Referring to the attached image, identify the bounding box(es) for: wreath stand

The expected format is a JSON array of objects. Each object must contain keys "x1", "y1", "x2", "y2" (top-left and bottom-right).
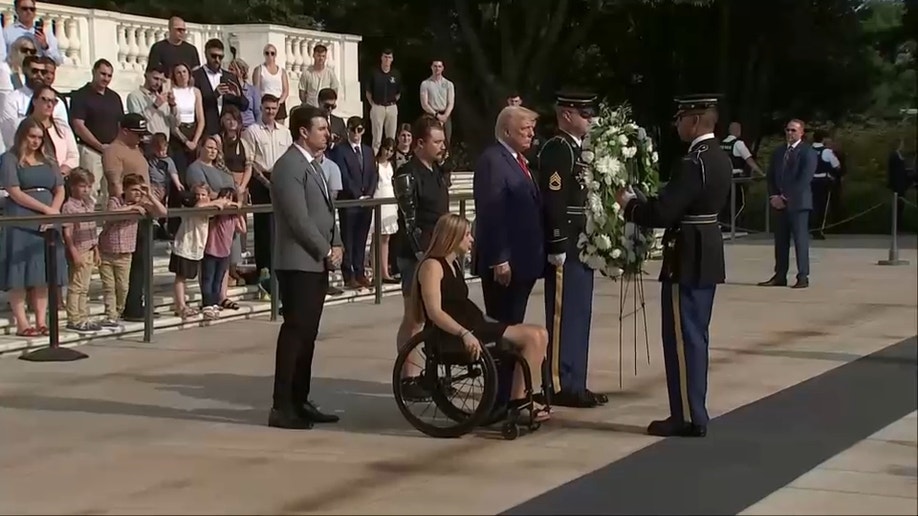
[{"x1": 616, "y1": 266, "x2": 652, "y2": 388}]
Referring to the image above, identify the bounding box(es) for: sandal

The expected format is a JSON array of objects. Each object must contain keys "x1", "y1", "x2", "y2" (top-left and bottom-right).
[
  {"x1": 37, "y1": 326, "x2": 50, "y2": 336},
  {"x1": 509, "y1": 400, "x2": 552, "y2": 423},
  {"x1": 174, "y1": 306, "x2": 199, "y2": 319},
  {"x1": 16, "y1": 327, "x2": 40, "y2": 337},
  {"x1": 219, "y1": 299, "x2": 240, "y2": 310}
]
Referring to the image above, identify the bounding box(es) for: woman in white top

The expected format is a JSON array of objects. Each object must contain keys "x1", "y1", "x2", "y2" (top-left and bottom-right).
[
  {"x1": 252, "y1": 44, "x2": 289, "y2": 121},
  {"x1": 27, "y1": 85, "x2": 78, "y2": 175},
  {"x1": 168, "y1": 63, "x2": 204, "y2": 176},
  {"x1": 372, "y1": 137, "x2": 399, "y2": 283}
]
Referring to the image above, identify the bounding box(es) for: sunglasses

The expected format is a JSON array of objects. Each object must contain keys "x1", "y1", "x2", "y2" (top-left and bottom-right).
[
  {"x1": 37, "y1": 96, "x2": 57, "y2": 104},
  {"x1": 264, "y1": 51, "x2": 275, "y2": 56},
  {"x1": 209, "y1": 53, "x2": 224, "y2": 60},
  {"x1": 19, "y1": 6, "x2": 36, "y2": 11},
  {"x1": 323, "y1": 103, "x2": 336, "y2": 111},
  {"x1": 20, "y1": 47, "x2": 37, "y2": 55}
]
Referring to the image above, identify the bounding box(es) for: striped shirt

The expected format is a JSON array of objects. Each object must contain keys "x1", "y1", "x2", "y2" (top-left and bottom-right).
[{"x1": 243, "y1": 121, "x2": 292, "y2": 176}]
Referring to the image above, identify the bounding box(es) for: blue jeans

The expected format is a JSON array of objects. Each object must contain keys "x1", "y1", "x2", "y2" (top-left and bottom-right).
[{"x1": 200, "y1": 254, "x2": 229, "y2": 307}]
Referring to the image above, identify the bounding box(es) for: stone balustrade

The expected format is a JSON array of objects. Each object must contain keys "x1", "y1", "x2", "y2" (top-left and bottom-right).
[{"x1": 0, "y1": 1, "x2": 362, "y2": 116}]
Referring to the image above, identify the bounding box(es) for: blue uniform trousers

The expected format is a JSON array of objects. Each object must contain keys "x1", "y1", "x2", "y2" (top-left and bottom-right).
[
  {"x1": 660, "y1": 281, "x2": 716, "y2": 426},
  {"x1": 543, "y1": 241, "x2": 595, "y2": 394}
]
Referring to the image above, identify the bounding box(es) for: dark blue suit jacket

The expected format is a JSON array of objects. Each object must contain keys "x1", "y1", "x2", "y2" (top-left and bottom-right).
[
  {"x1": 473, "y1": 142, "x2": 545, "y2": 282},
  {"x1": 767, "y1": 141, "x2": 817, "y2": 212},
  {"x1": 330, "y1": 141, "x2": 378, "y2": 201}
]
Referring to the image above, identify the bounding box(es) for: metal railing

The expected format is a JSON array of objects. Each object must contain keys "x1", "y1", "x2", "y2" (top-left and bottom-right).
[{"x1": 0, "y1": 194, "x2": 474, "y2": 360}]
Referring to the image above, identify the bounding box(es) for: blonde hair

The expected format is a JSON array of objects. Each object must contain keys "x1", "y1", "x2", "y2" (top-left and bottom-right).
[
  {"x1": 494, "y1": 105, "x2": 538, "y2": 141},
  {"x1": 408, "y1": 214, "x2": 471, "y2": 324}
]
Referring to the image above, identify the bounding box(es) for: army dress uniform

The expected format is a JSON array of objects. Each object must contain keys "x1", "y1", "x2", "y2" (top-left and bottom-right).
[
  {"x1": 537, "y1": 91, "x2": 608, "y2": 408},
  {"x1": 622, "y1": 95, "x2": 732, "y2": 437}
]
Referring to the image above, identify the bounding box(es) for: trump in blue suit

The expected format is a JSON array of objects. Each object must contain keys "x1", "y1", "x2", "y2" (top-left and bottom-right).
[
  {"x1": 759, "y1": 119, "x2": 817, "y2": 289},
  {"x1": 473, "y1": 106, "x2": 545, "y2": 404}
]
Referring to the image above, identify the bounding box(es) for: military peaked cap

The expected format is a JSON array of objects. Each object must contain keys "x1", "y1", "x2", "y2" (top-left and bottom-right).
[
  {"x1": 674, "y1": 93, "x2": 722, "y2": 113},
  {"x1": 555, "y1": 90, "x2": 598, "y2": 108}
]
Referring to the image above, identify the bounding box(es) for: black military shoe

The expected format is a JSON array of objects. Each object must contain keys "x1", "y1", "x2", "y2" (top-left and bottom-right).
[
  {"x1": 299, "y1": 400, "x2": 339, "y2": 423},
  {"x1": 757, "y1": 276, "x2": 787, "y2": 287},
  {"x1": 586, "y1": 389, "x2": 609, "y2": 405},
  {"x1": 268, "y1": 408, "x2": 314, "y2": 430},
  {"x1": 551, "y1": 390, "x2": 599, "y2": 408},
  {"x1": 647, "y1": 417, "x2": 706, "y2": 438}
]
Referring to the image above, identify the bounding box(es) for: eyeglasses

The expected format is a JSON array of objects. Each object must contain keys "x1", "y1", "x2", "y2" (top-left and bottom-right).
[
  {"x1": 20, "y1": 47, "x2": 37, "y2": 55},
  {"x1": 264, "y1": 51, "x2": 275, "y2": 56},
  {"x1": 323, "y1": 103, "x2": 336, "y2": 111},
  {"x1": 209, "y1": 53, "x2": 224, "y2": 60},
  {"x1": 37, "y1": 96, "x2": 57, "y2": 104},
  {"x1": 19, "y1": 6, "x2": 36, "y2": 12}
]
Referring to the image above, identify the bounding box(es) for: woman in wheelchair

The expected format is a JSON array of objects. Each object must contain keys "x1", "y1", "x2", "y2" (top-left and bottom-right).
[{"x1": 409, "y1": 214, "x2": 551, "y2": 422}]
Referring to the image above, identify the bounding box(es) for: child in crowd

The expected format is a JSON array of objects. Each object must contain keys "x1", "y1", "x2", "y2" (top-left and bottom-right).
[
  {"x1": 146, "y1": 132, "x2": 181, "y2": 240},
  {"x1": 61, "y1": 168, "x2": 102, "y2": 334},
  {"x1": 97, "y1": 174, "x2": 166, "y2": 328},
  {"x1": 169, "y1": 183, "x2": 230, "y2": 319},
  {"x1": 200, "y1": 187, "x2": 245, "y2": 320}
]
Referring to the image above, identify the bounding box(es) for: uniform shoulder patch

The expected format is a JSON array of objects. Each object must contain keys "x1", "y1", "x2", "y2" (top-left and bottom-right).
[{"x1": 549, "y1": 171, "x2": 562, "y2": 191}]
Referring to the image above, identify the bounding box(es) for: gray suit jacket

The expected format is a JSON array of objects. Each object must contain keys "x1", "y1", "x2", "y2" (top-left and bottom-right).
[{"x1": 271, "y1": 145, "x2": 342, "y2": 272}]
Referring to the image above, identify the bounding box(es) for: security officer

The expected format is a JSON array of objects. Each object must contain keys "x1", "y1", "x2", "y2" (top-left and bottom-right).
[
  {"x1": 537, "y1": 90, "x2": 608, "y2": 408},
  {"x1": 617, "y1": 94, "x2": 731, "y2": 437},
  {"x1": 810, "y1": 130, "x2": 841, "y2": 240},
  {"x1": 718, "y1": 122, "x2": 764, "y2": 228}
]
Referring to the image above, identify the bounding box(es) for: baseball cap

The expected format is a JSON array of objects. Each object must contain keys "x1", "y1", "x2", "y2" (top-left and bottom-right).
[{"x1": 120, "y1": 113, "x2": 150, "y2": 135}]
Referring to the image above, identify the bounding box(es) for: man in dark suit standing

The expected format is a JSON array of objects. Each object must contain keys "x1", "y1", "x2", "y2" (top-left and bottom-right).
[
  {"x1": 329, "y1": 116, "x2": 378, "y2": 288},
  {"x1": 474, "y1": 105, "x2": 545, "y2": 410},
  {"x1": 192, "y1": 38, "x2": 249, "y2": 137},
  {"x1": 268, "y1": 105, "x2": 343, "y2": 430},
  {"x1": 758, "y1": 119, "x2": 817, "y2": 289}
]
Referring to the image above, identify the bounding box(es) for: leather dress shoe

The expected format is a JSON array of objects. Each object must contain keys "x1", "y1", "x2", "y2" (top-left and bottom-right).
[
  {"x1": 586, "y1": 389, "x2": 609, "y2": 405},
  {"x1": 299, "y1": 400, "x2": 340, "y2": 423},
  {"x1": 551, "y1": 390, "x2": 599, "y2": 408},
  {"x1": 268, "y1": 408, "x2": 313, "y2": 430},
  {"x1": 757, "y1": 276, "x2": 787, "y2": 287},
  {"x1": 647, "y1": 417, "x2": 706, "y2": 438},
  {"x1": 791, "y1": 278, "x2": 809, "y2": 289}
]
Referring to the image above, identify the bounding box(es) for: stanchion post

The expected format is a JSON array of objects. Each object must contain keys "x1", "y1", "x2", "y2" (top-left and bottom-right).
[
  {"x1": 19, "y1": 227, "x2": 88, "y2": 362},
  {"x1": 143, "y1": 217, "x2": 154, "y2": 342},
  {"x1": 459, "y1": 198, "x2": 466, "y2": 219},
  {"x1": 729, "y1": 178, "x2": 737, "y2": 243},
  {"x1": 373, "y1": 204, "x2": 383, "y2": 305},
  {"x1": 878, "y1": 192, "x2": 909, "y2": 266}
]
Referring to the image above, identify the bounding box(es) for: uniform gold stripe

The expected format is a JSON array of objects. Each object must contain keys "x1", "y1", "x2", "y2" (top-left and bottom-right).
[
  {"x1": 671, "y1": 284, "x2": 692, "y2": 422},
  {"x1": 550, "y1": 265, "x2": 564, "y2": 393}
]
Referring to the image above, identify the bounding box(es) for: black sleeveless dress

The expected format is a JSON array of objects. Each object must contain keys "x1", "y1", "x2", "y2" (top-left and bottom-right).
[{"x1": 421, "y1": 257, "x2": 508, "y2": 346}]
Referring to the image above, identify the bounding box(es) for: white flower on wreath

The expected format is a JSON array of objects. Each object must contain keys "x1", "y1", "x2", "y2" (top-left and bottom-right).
[
  {"x1": 622, "y1": 146, "x2": 637, "y2": 159},
  {"x1": 618, "y1": 134, "x2": 629, "y2": 146},
  {"x1": 581, "y1": 149, "x2": 595, "y2": 163}
]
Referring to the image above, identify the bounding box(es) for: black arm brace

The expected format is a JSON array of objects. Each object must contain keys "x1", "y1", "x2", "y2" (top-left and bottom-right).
[{"x1": 393, "y1": 171, "x2": 423, "y2": 255}]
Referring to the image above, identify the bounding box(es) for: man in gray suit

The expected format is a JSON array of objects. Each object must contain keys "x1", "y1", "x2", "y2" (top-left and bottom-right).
[
  {"x1": 759, "y1": 118, "x2": 817, "y2": 289},
  {"x1": 269, "y1": 105, "x2": 344, "y2": 430}
]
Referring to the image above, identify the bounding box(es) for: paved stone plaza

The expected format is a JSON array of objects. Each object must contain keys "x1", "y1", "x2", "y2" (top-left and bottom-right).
[{"x1": 0, "y1": 235, "x2": 915, "y2": 515}]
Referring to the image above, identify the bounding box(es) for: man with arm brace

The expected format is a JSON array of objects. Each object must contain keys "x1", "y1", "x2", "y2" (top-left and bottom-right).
[
  {"x1": 615, "y1": 94, "x2": 732, "y2": 437},
  {"x1": 392, "y1": 117, "x2": 449, "y2": 400}
]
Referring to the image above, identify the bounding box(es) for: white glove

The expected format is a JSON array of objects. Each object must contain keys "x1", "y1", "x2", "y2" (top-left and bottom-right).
[{"x1": 548, "y1": 253, "x2": 566, "y2": 267}]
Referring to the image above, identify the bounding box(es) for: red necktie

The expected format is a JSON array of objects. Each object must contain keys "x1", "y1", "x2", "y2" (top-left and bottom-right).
[{"x1": 517, "y1": 154, "x2": 531, "y2": 180}]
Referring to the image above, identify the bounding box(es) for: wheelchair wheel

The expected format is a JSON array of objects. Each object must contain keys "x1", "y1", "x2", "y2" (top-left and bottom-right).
[{"x1": 393, "y1": 331, "x2": 499, "y2": 438}]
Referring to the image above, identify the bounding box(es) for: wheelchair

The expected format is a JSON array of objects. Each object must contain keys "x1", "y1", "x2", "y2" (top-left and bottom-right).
[{"x1": 392, "y1": 327, "x2": 551, "y2": 440}]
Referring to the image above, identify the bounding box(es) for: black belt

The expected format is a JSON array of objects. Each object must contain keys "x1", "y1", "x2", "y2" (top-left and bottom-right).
[{"x1": 681, "y1": 214, "x2": 718, "y2": 225}]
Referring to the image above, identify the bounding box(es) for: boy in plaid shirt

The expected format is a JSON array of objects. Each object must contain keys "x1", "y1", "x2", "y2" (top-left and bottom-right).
[
  {"x1": 97, "y1": 173, "x2": 167, "y2": 328},
  {"x1": 62, "y1": 169, "x2": 102, "y2": 334}
]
